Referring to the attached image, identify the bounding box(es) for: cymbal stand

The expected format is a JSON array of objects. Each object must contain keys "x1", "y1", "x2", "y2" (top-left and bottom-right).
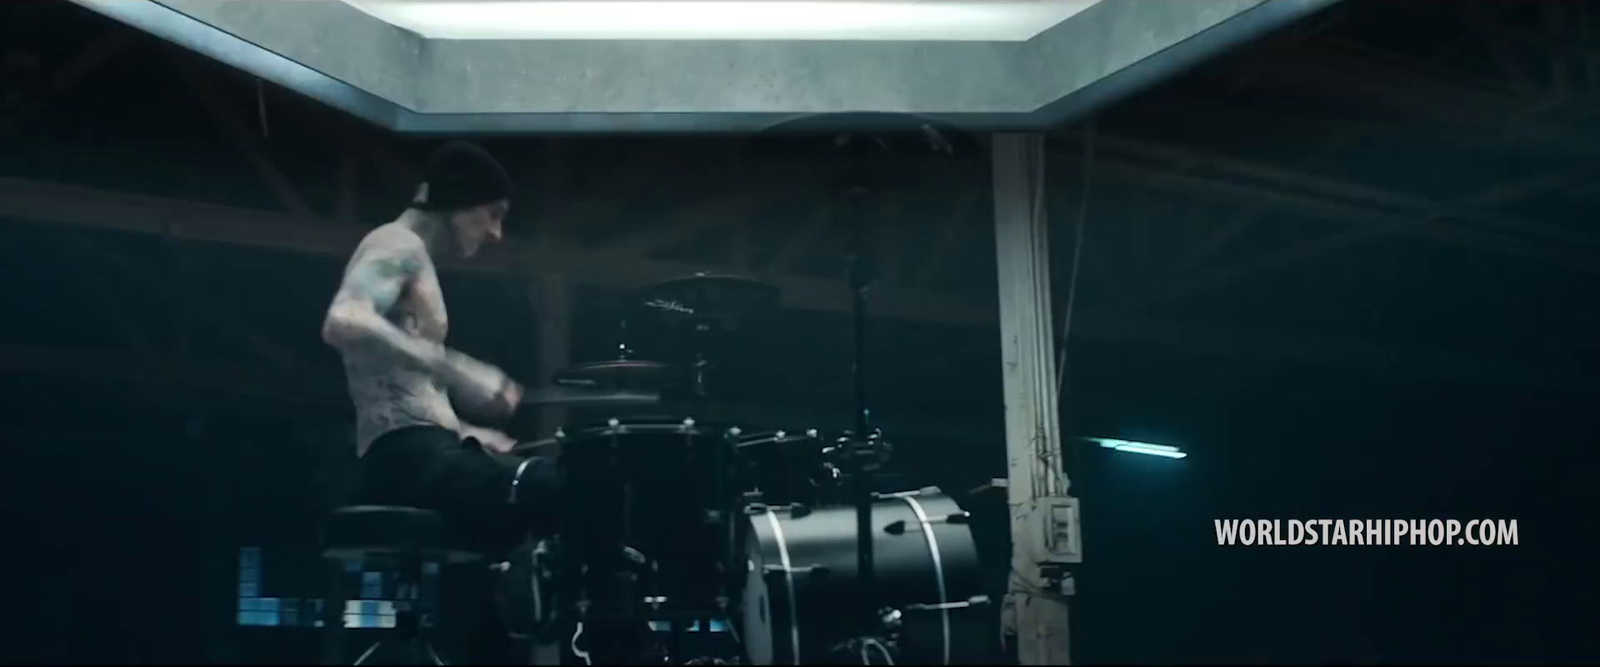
[
  {"x1": 688, "y1": 319, "x2": 711, "y2": 408},
  {"x1": 838, "y1": 153, "x2": 882, "y2": 620},
  {"x1": 685, "y1": 316, "x2": 736, "y2": 622},
  {"x1": 615, "y1": 318, "x2": 634, "y2": 361}
]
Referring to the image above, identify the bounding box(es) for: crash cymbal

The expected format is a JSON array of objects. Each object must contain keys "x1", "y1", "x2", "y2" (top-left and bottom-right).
[
  {"x1": 519, "y1": 385, "x2": 661, "y2": 409},
  {"x1": 553, "y1": 359, "x2": 679, "y2": 391},
  {"x1": 634, "y1": 272, "x2": 780, "y2": 326},
  {"x1": 748, "y1": 113, "x2": 983, "y2": 188}
]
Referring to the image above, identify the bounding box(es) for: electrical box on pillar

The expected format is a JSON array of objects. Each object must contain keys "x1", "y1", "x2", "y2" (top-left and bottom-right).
[
  {"x1": 992, "y1": 133, "x2": 1078, "y2": 665},
  {"x1": 1032, "y1": 496, "x2": 1083, "y2": 566}
]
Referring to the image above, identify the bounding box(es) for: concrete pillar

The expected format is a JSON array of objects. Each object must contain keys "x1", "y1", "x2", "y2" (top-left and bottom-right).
[{"x1": 992, "y1": 133, "x2": 1079, "y2": 665}]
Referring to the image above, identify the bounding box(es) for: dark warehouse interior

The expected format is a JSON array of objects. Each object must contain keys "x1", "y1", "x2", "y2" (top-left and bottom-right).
[{"x1": 1, "y1": 0, "x2": 1596, "y2": 663}]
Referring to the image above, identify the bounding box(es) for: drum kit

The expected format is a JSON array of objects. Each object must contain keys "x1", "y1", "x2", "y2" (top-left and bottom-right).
[
  {"x1": 501, "y1": 117, "x2": 991, "y2": 666},
  {"x1": 505, "y1": 271, "x2": 989, "y2": 666}
]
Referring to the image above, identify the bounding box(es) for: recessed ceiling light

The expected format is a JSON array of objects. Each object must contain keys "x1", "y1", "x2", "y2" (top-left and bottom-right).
[{"x1": 343, "y1": 0, "x2": 1099, "y2": 41}]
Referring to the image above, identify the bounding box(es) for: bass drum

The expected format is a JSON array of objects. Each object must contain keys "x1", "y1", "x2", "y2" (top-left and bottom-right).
[{"x1": 740, "y1": 488, "x2": 991, "y2": 665}]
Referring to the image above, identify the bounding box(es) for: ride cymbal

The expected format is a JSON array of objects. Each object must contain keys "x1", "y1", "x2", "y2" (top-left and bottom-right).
[
  {"x1": 553, "y1": 359, "x2": 679, "y2": 392},
  {"x1": 633, "y1": 272, "x2": 781, "y2": 327}
]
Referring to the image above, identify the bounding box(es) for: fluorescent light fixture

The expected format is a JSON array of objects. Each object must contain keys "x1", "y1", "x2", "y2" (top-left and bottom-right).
[
  {"x1": 343, "y1": 1, "x2": 1099, "y2": 41},
  {"x1": 1084, "y1": 437, "x2": 1188, "y2": 460}
]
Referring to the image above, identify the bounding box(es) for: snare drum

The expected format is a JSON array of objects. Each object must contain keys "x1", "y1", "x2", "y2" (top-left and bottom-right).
[
  {"x1": 740, "y1": 488, "x2": 992, "y2": 665},
  {"x1": 550, "y1": 417, "x2": 744, "y2": 614}
]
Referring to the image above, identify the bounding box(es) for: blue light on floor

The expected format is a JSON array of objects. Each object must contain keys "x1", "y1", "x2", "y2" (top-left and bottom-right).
[{"x1": 648, "y1": 619, "x2": 729, "y2": 633}]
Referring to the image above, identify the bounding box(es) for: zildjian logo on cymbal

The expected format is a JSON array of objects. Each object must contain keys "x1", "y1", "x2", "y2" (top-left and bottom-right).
[{"x1": 644, "y1": 298, "x2": 694, "y2": 315}]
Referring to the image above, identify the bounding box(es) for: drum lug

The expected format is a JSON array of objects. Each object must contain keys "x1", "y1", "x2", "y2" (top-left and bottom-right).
[
  {"x1": 748, "y1": 502, "x2": 810, "y2": 518},
  {"x1": 875, "y1": 485, "x2": 941, "y2": 500},
  {"x1": 904, "y1": 594, "x2": 991, "y2": 612},
  {"x1": 886, "y1": 511, "x2": 969, "y2": 534},
  {"x1": 878, "y1": 607, "x2": 904, "y2": 633},
  {"x1": 763, "y1": 563, "x2": 831, "y2": 579}
]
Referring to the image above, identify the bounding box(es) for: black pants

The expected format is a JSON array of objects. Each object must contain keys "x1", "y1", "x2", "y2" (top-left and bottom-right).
[
  {"x1": 349, "y1": 426, "x2": 564, "y2": 663},
  {"x1": 351, "y1": 425, "x2": 563, "y2": 555}
]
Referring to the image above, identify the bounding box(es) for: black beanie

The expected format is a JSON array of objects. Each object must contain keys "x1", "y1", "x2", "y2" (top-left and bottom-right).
[{"x1": 411, "y1": 141, "x2": 513, "y2": 212}]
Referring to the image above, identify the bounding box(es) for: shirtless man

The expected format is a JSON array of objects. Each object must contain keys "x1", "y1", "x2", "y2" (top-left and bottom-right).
[{"x1": 321, "y1": 141, "x2": 562, "y2": 547}]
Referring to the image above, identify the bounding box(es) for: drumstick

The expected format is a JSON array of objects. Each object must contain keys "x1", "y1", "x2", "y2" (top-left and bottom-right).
[{"x1": 518, "y1": 386, "x2": 661, "y2": 407}]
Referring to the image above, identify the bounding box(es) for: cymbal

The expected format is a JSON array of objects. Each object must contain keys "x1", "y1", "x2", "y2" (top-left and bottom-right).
[
  {"x1": 519, "y1": 385, "x2": 661, "y2": 409},
  {"x1": 553, "y1": 359, "x2": 679, "y2": 391},
  {"x1": 749, "y1": 113, "x2": 982, "y2": 189},
  {"x1": 755, "y1": 113, "x2": 981, "y2": 156},
  {"x1": 634, "y1": 272, "x2": 781, "y2": 325}
]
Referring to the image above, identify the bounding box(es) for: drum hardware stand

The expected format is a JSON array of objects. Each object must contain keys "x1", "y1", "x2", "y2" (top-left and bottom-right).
[
  {"x1": 830, "y1": 631, "x2": 901, "y2": 666},
  {"x1": 827, "y1": 603, "x2": 905, "y2": 664},
  {"x1": 836, "y1": 161, "x2": 885, "y2": 630},
  {"x1": 679, "y1": 314, "x2": 740, "y2": 627},
  {"x1": 617, "y1": 318, "x2": 635, "y2": 361},
  {"x1": 688, "y1": 317, "x2": 713, "y2": 407},
  {"x1": 351, "y1": 556, "x2": 448, "y2": 666}
]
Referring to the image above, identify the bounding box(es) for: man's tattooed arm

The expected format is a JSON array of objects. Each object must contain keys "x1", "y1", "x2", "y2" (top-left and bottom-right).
[{"x1": 320, "y1": 233, "x2": 498, "y2": 393}]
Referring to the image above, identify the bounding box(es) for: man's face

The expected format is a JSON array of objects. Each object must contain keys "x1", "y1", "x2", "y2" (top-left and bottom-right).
[{"x1": 449, "y1": 199, "x2": 509, "y2": 258}]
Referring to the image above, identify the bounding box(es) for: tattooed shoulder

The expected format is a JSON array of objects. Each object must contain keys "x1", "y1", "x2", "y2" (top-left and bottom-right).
[
  {"x1": 352, "y1": 225, "x2": 429, "y2": 273},
  {"x1": 336, "y1": 225, "x2": 432, "y2": 311}
]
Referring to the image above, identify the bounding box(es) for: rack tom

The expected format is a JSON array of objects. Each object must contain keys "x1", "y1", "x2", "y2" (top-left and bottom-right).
[{"x1": 731, "y1": 428, "x2": 838, "y2": 507}]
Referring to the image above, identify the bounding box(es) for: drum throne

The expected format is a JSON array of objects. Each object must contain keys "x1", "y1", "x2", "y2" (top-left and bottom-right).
[{"x1": 319, "y1": 505, "x2": 486, "y2": 666}]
